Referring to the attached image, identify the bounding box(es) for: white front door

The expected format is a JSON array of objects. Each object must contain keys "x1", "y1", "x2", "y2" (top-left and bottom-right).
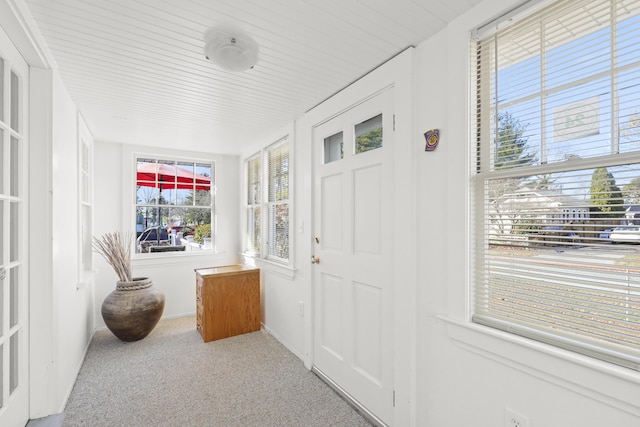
[
  {"x1": 312, "y1": 88, "x2": 394, "y2": 425},
  {"x1": 0, "y1": 24, "x2": 29, "y2": 427}
]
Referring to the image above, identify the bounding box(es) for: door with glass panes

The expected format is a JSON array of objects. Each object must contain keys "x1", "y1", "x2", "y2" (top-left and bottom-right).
[
  {"x1": 0, "y1": 24, "x2": 29, "y2": 427},
  {"x1": 312, "y1": 88, "x2": 394, "y2": 425}
]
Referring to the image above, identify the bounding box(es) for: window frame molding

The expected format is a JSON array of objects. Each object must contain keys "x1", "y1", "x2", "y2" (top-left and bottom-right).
[
  {"x1": 245, "y1": 151, "x2": 262, "y2": 257},
  {"x1": 468, "y1": 0, "x2": 640, "y2": 383},
  {"x1": 77, "y1": 112, "x2": 94, "y2": 287},
  {"x1": 396, "y1": 0, "x2": 640, "y2": 418},
  {"x1": 265, "y1": 136, "x2": 291, "y2": 264},
  {"x1": 126, "y1": 148, "x2": 217, "y2": 261},
  {"x1": 242, "y1": 130, "x2": 295, "y2": 273}
]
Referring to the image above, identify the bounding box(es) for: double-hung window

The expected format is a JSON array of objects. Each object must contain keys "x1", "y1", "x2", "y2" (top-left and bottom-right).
[
  {"x1": 246, "y1": 155, "x2": 261, "y2": 255},
  {"x1": 473, "y1": 0, "x2": 640, "y2": 369},
  {"x1": 78, "y1": 115, "x2": 93, "y2": 277},
  {"x1": 267, "y1": 141, "x2": 290, "y2": 260},
  {"x1": 244, "y1": 136, "x2": 291, "y2": 263},
  {"x1": 135, "y1": 157, "x2": 213, "y2": 254}
]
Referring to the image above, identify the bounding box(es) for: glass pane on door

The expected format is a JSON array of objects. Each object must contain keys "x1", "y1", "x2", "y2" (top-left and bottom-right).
[
  {"x1": 10, "y1": 71, "x2": 19, "y2": 132},
  {"x1": 0, "y1": 130, "x2": 4, "y2": 191},
  {"x1": 10, "y1": 136, "x2": 18, "y2": 197},
  {"x1": 324, "y1": 131, "x2": 343, "y2": 164},
  {"x1": 9, "y1": 332, "x2": 18, "y2": 393},
  {"x1": 0, "y1": 270, "x2": 4, "y2": 333},
  {"x1": 0, "y1": 58, "x2": 3, "y2": 122},
  {"x1": 10, "y1": 267, "x2": 18, "y2": 328},
  {"x1": 10, "y1": 201, "x2": 18, "y2": 263},
  {"x1": 355, "y1": 114, "x2": 383, "y2": 154},
  {"x1": 0, "y1": 201, "x2": 3, "y2": 264},
  {"x1": 0, "y1": 345, "x2": 3, "y2": 408}
]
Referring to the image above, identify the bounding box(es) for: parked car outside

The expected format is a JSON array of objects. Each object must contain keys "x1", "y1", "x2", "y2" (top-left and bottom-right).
[
  {"x1": 136, "y1": 226, "x2": 170, "y2": 252},
  {"x1": 166, "y1": 225, "x2": 194, "y2": 237},
  {"x1": 599, "y1": 229, "x2": 612, "y2": 239},
  {"x1": 609, "y1": 226, "x2": 640, "y2": 243},
  {"x1": 529, "y1": 225, "x2": 578, "y2": 247}
]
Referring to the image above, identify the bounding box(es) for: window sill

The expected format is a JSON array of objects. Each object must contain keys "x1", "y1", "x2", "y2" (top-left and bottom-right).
[
  {"x1": 132, "y1": 250, "x2": 226, "y2": 268},
  {"x1": 242, "y1": 253, "x2": 296, "y2": 280},
  {"x1": 439, "y1": 315, "x2": 640, "y2": 416}
]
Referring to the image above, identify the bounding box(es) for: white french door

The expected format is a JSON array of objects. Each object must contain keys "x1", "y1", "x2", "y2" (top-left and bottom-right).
[
  {"x1": 312, "y1": 88, "x2": 394, "y2": 425},
  {"x1": 0, "y1": 24, "x2": 29, "y2": 427}
]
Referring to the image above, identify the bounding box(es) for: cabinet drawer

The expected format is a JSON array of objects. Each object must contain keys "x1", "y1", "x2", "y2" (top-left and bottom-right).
[{"x1": 196, "y1": 277, "x2": 203, "y2": 298}]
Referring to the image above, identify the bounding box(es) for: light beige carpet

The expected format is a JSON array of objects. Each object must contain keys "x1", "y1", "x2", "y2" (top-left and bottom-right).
[{"x1": 62, "y1": 316, "x2": 372, "y2": 427}]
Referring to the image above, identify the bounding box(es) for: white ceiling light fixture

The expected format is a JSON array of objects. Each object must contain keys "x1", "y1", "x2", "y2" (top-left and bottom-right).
[{"x1": 204, "y1": 27, "x2": 259, "y2": 72}]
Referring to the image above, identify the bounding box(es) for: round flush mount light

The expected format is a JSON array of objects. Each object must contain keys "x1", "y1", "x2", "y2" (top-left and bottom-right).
[{"x1": 203, "y1": 27, "x2": 259, "y2": 72}]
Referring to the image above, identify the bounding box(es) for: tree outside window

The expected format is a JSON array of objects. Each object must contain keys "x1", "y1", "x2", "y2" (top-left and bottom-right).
[
  {"x1": 135, "y1": 158, "x2": 213, "y2": 253},
  {"x1": 267, "y1": 142, "x2": 289, "y2": 261},
  {"x1": 474, "y1": 0, "x2": 640, "y2": 370}
]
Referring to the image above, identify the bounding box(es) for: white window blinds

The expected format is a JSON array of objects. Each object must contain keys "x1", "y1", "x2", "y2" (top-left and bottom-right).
[
  {"x1": 473, "y1": 0, "x2": 640, "y2": 370},
  {"x1": 267, "y1": 139, "x2": 289, "y2": 260}
]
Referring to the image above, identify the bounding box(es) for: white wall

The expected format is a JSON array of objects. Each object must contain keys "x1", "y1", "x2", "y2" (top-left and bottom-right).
[
  {"x1": 50, "y1": 71, "x2": 96, "y2": 410},
  {"x1": 11, "y1": 0, "x2": 640, "y2": 423},
  {"x1": 241, "y1": 0, "x2": 640, "y2": 425},
  {"x1": 414, "y1": 0, "x2": 640, "y2": 426},
  {"x1": 239, "y1": 123, "x2": 307, "y2": 359},
  {"x1": 28, "y1": 66, "x2": 95, "y2": 416},
  {"x1": 92, "y1": 141, "x2": 242, "y2": 329},
  {"x1": 241, "y1": 50, "x2": 418, "y2": 426}
]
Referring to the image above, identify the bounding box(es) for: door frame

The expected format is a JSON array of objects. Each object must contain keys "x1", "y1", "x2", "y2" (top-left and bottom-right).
[
  {"x1": 311, "y1": 87, "x2": 395, "y2": 426},
  {"x1": 0, "y1": 0, "x2": 57, "y2": 419},
  {"x1": 301, "y1": 48, "x2": 417, "y2": 426},
  {"x1": 0, "y1": 14, "x2": 30, "y2": 426}
]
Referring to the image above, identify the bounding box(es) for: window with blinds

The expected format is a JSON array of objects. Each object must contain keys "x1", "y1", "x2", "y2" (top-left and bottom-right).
[
  {"x1": 267, "y1": 139, "x2": 289, "y2": 261},
  {"x1": 246, "y1": 155, "x2": 261, "y2": 255},
  {"x1": 473, "y1": 0, "x2": 640, "y2": 370}
]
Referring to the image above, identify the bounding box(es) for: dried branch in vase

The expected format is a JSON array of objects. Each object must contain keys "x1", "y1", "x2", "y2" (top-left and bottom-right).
[{"x1": 93, "y1": 231, "x2": 133, "y2": 282}]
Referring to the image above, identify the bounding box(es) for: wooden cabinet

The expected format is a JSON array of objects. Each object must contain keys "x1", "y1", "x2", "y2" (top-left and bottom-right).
[{"x1": 195, "y1": 265, "x2": 261, "y2": 343}]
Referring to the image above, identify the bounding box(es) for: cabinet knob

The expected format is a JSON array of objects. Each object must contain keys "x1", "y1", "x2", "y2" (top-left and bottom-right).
[{"x1": 311, "y1": 256, "x2": 320, "y2": 264}]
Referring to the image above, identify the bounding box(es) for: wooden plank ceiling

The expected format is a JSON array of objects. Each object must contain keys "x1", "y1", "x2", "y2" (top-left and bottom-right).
[{"x1": 25, "y1": 0, "x2": 483, "y2": 154}]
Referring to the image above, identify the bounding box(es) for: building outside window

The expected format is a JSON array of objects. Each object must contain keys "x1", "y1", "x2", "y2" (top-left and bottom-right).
[
  {"x1": 473, "y1": 0, "x2": 640, "y2": 370},
  {"x1": 135, "y1": 157, "x2": 213, "y2": 254}
]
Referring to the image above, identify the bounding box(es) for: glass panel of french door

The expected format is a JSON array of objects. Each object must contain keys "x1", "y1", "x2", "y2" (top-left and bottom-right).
[{"x1": 0, "y1": 24, "x2": 29, "y2": 426}]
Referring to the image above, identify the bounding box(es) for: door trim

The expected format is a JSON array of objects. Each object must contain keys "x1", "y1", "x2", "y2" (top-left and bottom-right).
[
  {"x1": 302, "y1": 47, "x2": 417, "y2": 426},
  {"x1": 0, "y1": 0, "x2": 57, "y2": 419},
  {"x1": 313, "y1": 367, "x2": 386, "y2": 427}
]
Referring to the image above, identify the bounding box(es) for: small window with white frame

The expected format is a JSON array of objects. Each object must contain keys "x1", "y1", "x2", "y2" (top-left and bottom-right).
[
  {"x1": 267, "y1": 139, "x2": 290, "y2": 261},
  {"x1": 78, "y1": 113, "x2": 93, "y2": 278},
  {"x1": 244, "y1": 136, "x2": 291, "y2": 264},
  {"x1": 472, "y1": 0, "x2": 640, "y2": 370},
  {"x1": 135, "y1": 157, "x2": 214, "y2": 254},
  {"x1": 246, "y1": 154, "x2": 261, "y2": 256}
]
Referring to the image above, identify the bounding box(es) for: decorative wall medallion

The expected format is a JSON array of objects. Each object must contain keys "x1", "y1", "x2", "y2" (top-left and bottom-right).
[{"x1": 424, "y1": 129, "x2": 440, "y2": 151}]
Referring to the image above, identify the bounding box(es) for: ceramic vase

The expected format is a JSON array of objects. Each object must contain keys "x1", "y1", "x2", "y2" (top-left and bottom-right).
[{"x1": 101, "y1": 277, "x2": 165, "y2": 342}]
